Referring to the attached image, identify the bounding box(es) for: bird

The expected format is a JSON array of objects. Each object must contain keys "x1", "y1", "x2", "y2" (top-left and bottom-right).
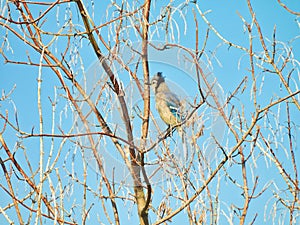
[{"x1": 150, "y1": 72, "x2": 184, "y2": 136}]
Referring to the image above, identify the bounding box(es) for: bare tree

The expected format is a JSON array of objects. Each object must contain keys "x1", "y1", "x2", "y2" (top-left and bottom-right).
[{"x1": 0, "y1": 0, "x2": 299, "y2": 224}]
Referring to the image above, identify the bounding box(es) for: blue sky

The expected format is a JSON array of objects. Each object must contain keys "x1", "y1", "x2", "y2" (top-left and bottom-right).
[{"x1": 0, "y1": 0, "x2": 299, "y2": 224}]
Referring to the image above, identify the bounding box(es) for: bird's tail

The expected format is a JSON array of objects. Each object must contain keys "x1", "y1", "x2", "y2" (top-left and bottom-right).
[{"x1": 177, "y1": 126, "x2": 189, "y2": 162}]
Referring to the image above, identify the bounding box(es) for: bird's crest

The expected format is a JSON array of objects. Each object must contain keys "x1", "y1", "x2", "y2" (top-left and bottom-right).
[{"x1": 154, "y1": 72, "x2": 165, "y2": 82}]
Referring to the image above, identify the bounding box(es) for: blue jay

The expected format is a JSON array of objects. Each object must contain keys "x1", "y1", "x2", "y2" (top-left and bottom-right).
[{"x1": 150, "y1": 72, "x2": 184, "y2": 135}]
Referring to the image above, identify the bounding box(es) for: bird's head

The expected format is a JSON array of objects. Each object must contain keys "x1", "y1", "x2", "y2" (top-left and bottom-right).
[{"x1": 150, "y1": 72, "x2": 165, "y2": 92}]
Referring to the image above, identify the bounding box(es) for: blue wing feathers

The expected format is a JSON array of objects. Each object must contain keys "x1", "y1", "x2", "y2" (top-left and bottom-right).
[{"x1": 168, "y1": 104, "x2": 181, "y2": 121}]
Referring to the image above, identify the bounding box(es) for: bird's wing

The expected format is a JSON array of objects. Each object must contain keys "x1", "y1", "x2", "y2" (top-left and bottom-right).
[
  {"x1": 165, "y1": 92, "x2": 181, "y2": 107},
  {"x1": 164, "y1": 92, "x2": 182, "y2": 121}
]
